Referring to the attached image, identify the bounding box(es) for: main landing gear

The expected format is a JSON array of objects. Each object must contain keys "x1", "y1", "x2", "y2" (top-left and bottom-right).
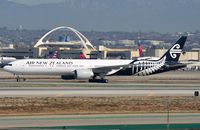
[
  {"x1": 89, "y1": 78, "x2": 108, "y2": 83},
  {"x1": 88, "y1": 75, "x2": 108, "y2": 83}
]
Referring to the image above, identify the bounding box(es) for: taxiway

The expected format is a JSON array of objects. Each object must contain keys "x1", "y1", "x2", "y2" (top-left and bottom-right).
[{"x1": 1, "y1": 113, "x2": 200, "y2": 128}]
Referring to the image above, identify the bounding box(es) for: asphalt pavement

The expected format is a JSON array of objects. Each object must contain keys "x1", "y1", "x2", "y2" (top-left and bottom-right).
[{"x1": 0, "y1": 85, "x2": 199, "y2": 97}]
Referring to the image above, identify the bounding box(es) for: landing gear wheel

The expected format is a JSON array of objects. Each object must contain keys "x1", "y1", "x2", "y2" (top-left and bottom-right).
[
  {"x1": 16, "y1": 76, "x2": 20, "y2": 82},
  {"x1": 16, "y1": 78, "x2": 20, "y2": 82},
  {"x1": 88, "y1": 79, "x2": 94, "y2": 82},
  {"x1": 15, "y1": 75, "x2": 26, "y2": 82},
  {"x1": 102, "y1": 79, "x2": 108, "y2": 83},
  {"x1": 88, "y1": 78, "x2": 108, "y2": 83}
]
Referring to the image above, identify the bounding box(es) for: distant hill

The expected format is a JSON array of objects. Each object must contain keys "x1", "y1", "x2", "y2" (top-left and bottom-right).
[{"x1": 0, "y1": 0, "x2": 200, "y2": 32}]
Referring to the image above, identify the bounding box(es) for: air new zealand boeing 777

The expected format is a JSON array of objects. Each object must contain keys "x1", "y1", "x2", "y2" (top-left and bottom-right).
[{"x1": 4, "y1": 36, "x2": 187, "y2": 83}]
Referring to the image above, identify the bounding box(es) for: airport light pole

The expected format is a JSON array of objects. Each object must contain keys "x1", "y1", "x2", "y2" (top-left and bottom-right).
[
  {"x1": 194, "y1": 91, "x2": 199, "y2": 111},
  {"x1": 166, "y1": 96, "x2": 170, "y2": 130}
]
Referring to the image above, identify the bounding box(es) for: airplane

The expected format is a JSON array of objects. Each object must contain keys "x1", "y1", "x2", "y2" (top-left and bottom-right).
[{"x1": 3, "y1": 36, "x2": 187, "y2": 83}]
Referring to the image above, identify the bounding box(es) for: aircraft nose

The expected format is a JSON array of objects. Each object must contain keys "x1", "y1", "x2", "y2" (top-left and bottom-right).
[
  {"x1": 3, "y1": 65, "x2": 10, "y2": 71},
  {"x1": 3, "y1": 64, "x2": 13, "y2": 72}
]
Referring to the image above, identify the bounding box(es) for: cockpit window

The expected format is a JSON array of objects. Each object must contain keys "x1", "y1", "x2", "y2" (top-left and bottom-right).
[{"x1": 7, "y1": 64, "x2": 12, "y2": 66}]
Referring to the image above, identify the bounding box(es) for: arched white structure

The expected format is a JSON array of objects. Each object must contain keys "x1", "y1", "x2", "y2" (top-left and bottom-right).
[{"x1": 34, "y1": 26, "x2": 95, "y2": 50}]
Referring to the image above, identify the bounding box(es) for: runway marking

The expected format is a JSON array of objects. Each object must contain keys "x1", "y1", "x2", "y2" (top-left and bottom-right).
[
  {"x1": 55, "y1": 93, "x2": 65, "y2": 97},
  {"x1": 147, "y1": 92, "x2": 156, "y2": 96}
]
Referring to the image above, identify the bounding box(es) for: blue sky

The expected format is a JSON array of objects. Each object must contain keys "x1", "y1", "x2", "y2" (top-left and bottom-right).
[{"x1": 8, "y1": 0, "x2": 64, "y2": 5}]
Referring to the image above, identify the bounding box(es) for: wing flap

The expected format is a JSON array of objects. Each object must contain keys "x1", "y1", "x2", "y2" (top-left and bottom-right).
[{"x1": 92, "y1": 64, "x2": 132, "y2": 75}]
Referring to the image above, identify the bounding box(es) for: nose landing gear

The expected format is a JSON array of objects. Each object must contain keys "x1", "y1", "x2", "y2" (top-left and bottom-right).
[{"x1": 15, "y1": 75, "x2": 26, "y2": 82}]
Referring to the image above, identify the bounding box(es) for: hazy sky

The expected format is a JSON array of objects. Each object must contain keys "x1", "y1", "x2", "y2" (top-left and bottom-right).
[
  {"x1": 2, "y1": 0, "x2": 200, "y2": 32},
  {"x1": 8, "y1": 0, "x2": 64, "y2": 5}
]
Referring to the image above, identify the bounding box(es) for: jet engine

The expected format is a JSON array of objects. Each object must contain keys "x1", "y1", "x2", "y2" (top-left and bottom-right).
[
  {"x1": 61, "y1": 69, "x2": 94, "y2": 80},
  {"x1": 61, "y1": 74, "x2": 76, "y2": 80},
  {"x1": 75, "y1": 69, "x2": 94, "y2": 79}
]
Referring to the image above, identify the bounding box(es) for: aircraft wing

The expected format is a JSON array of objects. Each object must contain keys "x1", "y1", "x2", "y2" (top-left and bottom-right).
[{"x1": 92, "y1": 64, "x2": 132, "y2": 75}]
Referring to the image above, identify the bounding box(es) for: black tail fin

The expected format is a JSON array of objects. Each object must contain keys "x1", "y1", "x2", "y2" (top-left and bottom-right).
[{"x1": 160, "y1": 36, "x2": 187, "y2": 62}]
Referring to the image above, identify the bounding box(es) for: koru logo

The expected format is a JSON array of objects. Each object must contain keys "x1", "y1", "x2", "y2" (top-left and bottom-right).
[{"x1": 170, "y1": 44, "x2": 182, "y2": 59}]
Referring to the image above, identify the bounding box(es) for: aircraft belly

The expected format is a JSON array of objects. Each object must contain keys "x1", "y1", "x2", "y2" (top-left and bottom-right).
[{"x1": 19, "y1": 67, "x2": 73, "y2": 75}]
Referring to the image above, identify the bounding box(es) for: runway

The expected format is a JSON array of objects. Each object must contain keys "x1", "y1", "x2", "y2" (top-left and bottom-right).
[
  {"x1": 0, "y1": 86, "x2": 199, "y2": 97},
  {"x1": 1, "y1": 113, "x2": 200, "y2": 128}
]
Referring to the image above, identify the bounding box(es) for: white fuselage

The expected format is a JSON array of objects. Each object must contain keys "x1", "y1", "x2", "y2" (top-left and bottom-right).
[{"x1": 4, "y1": 59, "x2": 132, "y2": 75}]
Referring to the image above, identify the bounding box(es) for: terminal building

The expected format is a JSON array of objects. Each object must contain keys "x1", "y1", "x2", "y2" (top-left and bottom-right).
[{"x1": 0, "y1": 44, "x2": 33, "y2": 59}]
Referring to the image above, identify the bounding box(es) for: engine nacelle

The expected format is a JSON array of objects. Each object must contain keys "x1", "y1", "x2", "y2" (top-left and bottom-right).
[
  {"x1": 61, "y1": 74, "x2": 76, "y2": 80},
  {"x1": 61, "y1": 69, "x2": 94, "y2": 80},
  {"x1": 75, "y1": 69, "x2": 94, "y2": 79}
]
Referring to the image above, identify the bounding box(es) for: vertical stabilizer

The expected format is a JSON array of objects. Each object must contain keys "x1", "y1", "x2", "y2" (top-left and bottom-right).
[{"x1": 160, "y1": 36, "x2": 187, "y2": 62}]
